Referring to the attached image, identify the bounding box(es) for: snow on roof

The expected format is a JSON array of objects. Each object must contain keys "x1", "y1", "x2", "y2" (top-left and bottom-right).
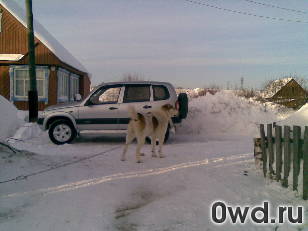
[
  {"x1": 0, "y1": 54, "x2": 24, "y2": 61},
  {"x1": 0, "y1": 0, "x2": 88, "y2": 73},
  {"x1": 261, "y1": 77, "x2": 293, "y2": 98}
]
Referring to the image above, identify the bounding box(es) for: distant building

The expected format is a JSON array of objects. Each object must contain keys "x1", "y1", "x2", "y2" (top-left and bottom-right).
[
  {"x1": 261, "y1": 78, "x2": 307, "y2": 108},
  {"x1": 0, "y1": 0, "x2": 91, "y2": 110}
]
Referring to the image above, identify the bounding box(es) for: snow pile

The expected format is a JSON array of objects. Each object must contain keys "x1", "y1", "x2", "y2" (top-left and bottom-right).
[
  {"x1": 11, "y1": 123, "x2": 42, "y2": 142},
  {"x1": 278, "y1": 103, "x2": 308, "y2": 128},
  {"x1": 0, "y1": 96, "x2": 21, "y2": 140},
  {"x1": 177, "y1": 91, "x2": 281, "y2": 138}
]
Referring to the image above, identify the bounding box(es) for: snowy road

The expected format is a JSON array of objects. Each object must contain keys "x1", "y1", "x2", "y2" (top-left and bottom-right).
[{"x1": 0, "y1": 134, "x2": 307, "y2": 231}]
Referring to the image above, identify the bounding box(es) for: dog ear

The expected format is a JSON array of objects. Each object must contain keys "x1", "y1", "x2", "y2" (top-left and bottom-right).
[{"x1": 162, "y1": 104, "x2": 173, "y2": 110}]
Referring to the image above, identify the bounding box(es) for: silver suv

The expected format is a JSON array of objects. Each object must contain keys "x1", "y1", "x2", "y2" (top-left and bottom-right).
[{"x1": 38, "y1": 81, "x2": 188, "y2": 145}]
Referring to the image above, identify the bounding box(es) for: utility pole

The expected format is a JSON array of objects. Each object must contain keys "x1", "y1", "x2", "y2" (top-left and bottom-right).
[
  {"x1": 240, "y1": 77, "x2": 244, "y2": 90},
  {"x1": 25, "y1": 0, "x2": 38, "y2": 122}
]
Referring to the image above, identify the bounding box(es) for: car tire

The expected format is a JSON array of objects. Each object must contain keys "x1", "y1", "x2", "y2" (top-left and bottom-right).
[
  {"x1": 48, "y1": 120, "x2": 77, "y2": 145},
  {"x1": 178, "y1": 93, "x2": 188, "y2": 119}
]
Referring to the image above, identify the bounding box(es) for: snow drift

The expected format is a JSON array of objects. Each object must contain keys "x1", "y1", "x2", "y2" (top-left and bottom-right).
[
  {"x1": 0, "y1": 96, "x2": 21, "y2": 140},
  {"x1": 177, "y1": 91, "x2": 282, "y2": 139},
  {"x1": 278, "y1": 103, "x2": 308, "y2": 129}
]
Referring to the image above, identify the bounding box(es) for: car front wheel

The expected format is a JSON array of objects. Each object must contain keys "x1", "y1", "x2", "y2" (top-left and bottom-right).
[{"x1": 48, "y1": 120, "x2": 76, "y2": 145}]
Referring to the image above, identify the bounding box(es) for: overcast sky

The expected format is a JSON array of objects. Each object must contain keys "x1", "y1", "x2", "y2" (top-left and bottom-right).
[{"x1": 18, "y1": 0, "x2": 308, "y2": 88}]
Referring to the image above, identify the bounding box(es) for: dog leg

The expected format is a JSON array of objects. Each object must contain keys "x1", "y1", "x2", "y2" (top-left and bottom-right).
[
  {"x1": 151, "y1": 136, "x2": 157, "y2": 157},
  {"x1": 121, "y1": 133, "x2": 135, "y2": 161},
  {"x1": 158, "y1": 134, "x2": 165, "y2": 158},
  {"x1": 136, "y1": 136, "x2": 145, "y2": 163}
]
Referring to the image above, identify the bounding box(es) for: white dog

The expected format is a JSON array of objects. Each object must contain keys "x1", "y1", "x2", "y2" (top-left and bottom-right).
[{"x1": 121, "y1": 104, "x2": 178, "y2": 163}]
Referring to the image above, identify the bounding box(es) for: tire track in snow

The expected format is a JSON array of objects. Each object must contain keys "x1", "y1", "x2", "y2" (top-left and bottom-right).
[{"x1": 2, "y1": 153, "x2": 253, "y2": 198}]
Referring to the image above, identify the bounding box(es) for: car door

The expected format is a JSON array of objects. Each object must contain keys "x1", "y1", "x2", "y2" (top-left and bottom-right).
[
  {"x1": 117, "y1": 84, "x2": 152, "y2": 130},
  {"x1": 77, "y1": 84, "x2": 123, "y2": 130}
]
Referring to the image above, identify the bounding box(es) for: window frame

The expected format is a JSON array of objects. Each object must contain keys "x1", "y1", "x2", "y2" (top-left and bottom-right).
[
  {"x1": 152, "y1": 85, "x2": 170, "y2": 101},
  {"x1": 57, "y1": 68, "x2": 70, "y2": 103},
  {"x1": 70, "y1": 73, "x2": 80, "y2": 101},
  {"x1": 123, "y1": 84, "x2": 151, "y2": 103},
  {"x1": 86, "y1": 84, "x2": 123, "y2": 106},
  {"x1": 9, "y1": 65, "x2": 49, "y2": 102}
]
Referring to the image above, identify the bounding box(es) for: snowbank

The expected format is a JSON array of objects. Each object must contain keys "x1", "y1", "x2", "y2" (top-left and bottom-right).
[
  {"x1": 11, "y1": 123, "x2": 42, "y2": 142},
  {"x1": 278, "y1": 103, "x2": 308, "y2": 128},
  {"x1": 177, "y1": 91, "x2": 282, "y2": 139},
  {"x1": 0, "y1": 96, "x2": 21, "y2": 140}
]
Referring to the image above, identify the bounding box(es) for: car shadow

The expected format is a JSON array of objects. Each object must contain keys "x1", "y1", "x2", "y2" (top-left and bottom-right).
[{"x1": 74, "y1": 134, "x2": 126, "y2": 144}]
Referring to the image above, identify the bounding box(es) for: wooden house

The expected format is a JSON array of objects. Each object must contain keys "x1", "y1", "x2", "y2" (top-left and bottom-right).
[
  {"x1": 262, "y1": 78, "x2": 307, "y2": 108},
  {"x1": 0, "y1": 0, "x2": 91, "y2": 110}
]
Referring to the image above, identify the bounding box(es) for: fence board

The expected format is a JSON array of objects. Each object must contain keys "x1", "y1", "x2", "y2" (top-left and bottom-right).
[
  {"x1": 293, "y1": 126, "x2": 301, "y2": 191},
  {"x1": 267, "y1": 124, "x2": 274, "y2": 176},
  {"x1": 260, "y1": 124, "x2": 267, "y2": 177},
  {"x1": 303, "y1": 127, "x2": 308, "y2": 200},
  {"x1": 282, "y1": 126, "x2": 291, "y2": 188},
  {"x1": 275, "y1": 126, "x2": 282, "y2": 182}
]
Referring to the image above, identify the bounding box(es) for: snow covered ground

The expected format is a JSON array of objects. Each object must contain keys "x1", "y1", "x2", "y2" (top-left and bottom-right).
[{"x1": 0, "y1": 91, "x2": 307, "y2": 231}]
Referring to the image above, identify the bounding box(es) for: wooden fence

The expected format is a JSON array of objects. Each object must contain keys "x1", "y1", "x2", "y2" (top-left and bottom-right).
[{"x1": 259, "y1": 124, "x2": 308, "y2": 200}]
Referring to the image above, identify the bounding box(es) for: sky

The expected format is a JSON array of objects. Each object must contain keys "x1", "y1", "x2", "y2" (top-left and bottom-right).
[{"x1": 15, "y1": 0, "x2": 308, "y2": 88}]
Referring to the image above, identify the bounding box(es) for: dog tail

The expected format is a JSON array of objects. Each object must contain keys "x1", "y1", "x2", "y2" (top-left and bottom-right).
[{"x1": 128, "y1": 106, "x2": 139, "y2": 121}]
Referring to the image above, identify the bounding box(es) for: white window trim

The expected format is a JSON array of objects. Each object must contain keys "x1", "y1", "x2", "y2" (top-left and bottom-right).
[
  {"x1": 9, "y1": 65, "x2": 49, "y2": 102},
  {"x1": 57, "y1": 68, "x2": 70, "y2": 103},
  {"x1": 70, "y1": 73, "x2": 80, "y2": 101},
  {"x1": 57, "y1": 68, "x2": 80, "y2": 103}
]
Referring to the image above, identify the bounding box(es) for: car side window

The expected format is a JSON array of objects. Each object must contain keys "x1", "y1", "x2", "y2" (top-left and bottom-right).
[
  {"x1": 89, "y1": 86, "x2": 121, "y2": 105},
  {"x1": 123, "y1": 85, "x2": 150, "y2": 103},
  {"x1": 153, "y1": 85, "x2": 170, "y2": 101}
]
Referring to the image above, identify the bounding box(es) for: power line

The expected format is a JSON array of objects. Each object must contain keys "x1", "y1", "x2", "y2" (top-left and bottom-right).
[
  {"x1": 241, "y1": 0, "x2": 307, "y2": 14},
  {"x1": 182, "y1": 0, "x2": 308, "y2": 24}
]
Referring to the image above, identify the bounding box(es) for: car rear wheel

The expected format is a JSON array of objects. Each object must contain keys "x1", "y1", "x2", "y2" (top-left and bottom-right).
[{"x1": 49, "y1": 120, "x2": 76, "y2": 145}]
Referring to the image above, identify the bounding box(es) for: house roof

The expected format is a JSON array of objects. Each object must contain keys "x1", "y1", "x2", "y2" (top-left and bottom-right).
[
  {"x1": 0, "y1": 0, "x2": 88, "y2": 73},
  {"x1": 261, "y1": 77, "x2": 293, "y2": 98}
]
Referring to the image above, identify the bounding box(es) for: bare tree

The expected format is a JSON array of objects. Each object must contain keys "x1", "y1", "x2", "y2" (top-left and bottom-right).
[
  {"x1": 262, "y1": 74, "x2": 308, "y2": 92},
  {"x1": 121, "y1": 73, "x2": 145, "y2": 82}
]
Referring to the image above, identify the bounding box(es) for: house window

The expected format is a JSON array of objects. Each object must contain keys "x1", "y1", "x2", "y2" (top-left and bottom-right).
[
  {"x1": 57, "y1": 68, "x2": 80, "y2": 102},
  {"x1": 70, "y1": 74, "x2": 80, "y2": 101},
  {"x1": 10, "y1": 66, "x2": 49, "y2": 102},
  {"x1": 57, "y1": 68, "x2": 70, "y2": 102}
]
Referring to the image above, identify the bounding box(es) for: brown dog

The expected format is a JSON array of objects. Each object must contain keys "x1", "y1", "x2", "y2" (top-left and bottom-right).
[{"x1": 121, "y1": 104, "x2": 178, "y2": 163}]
